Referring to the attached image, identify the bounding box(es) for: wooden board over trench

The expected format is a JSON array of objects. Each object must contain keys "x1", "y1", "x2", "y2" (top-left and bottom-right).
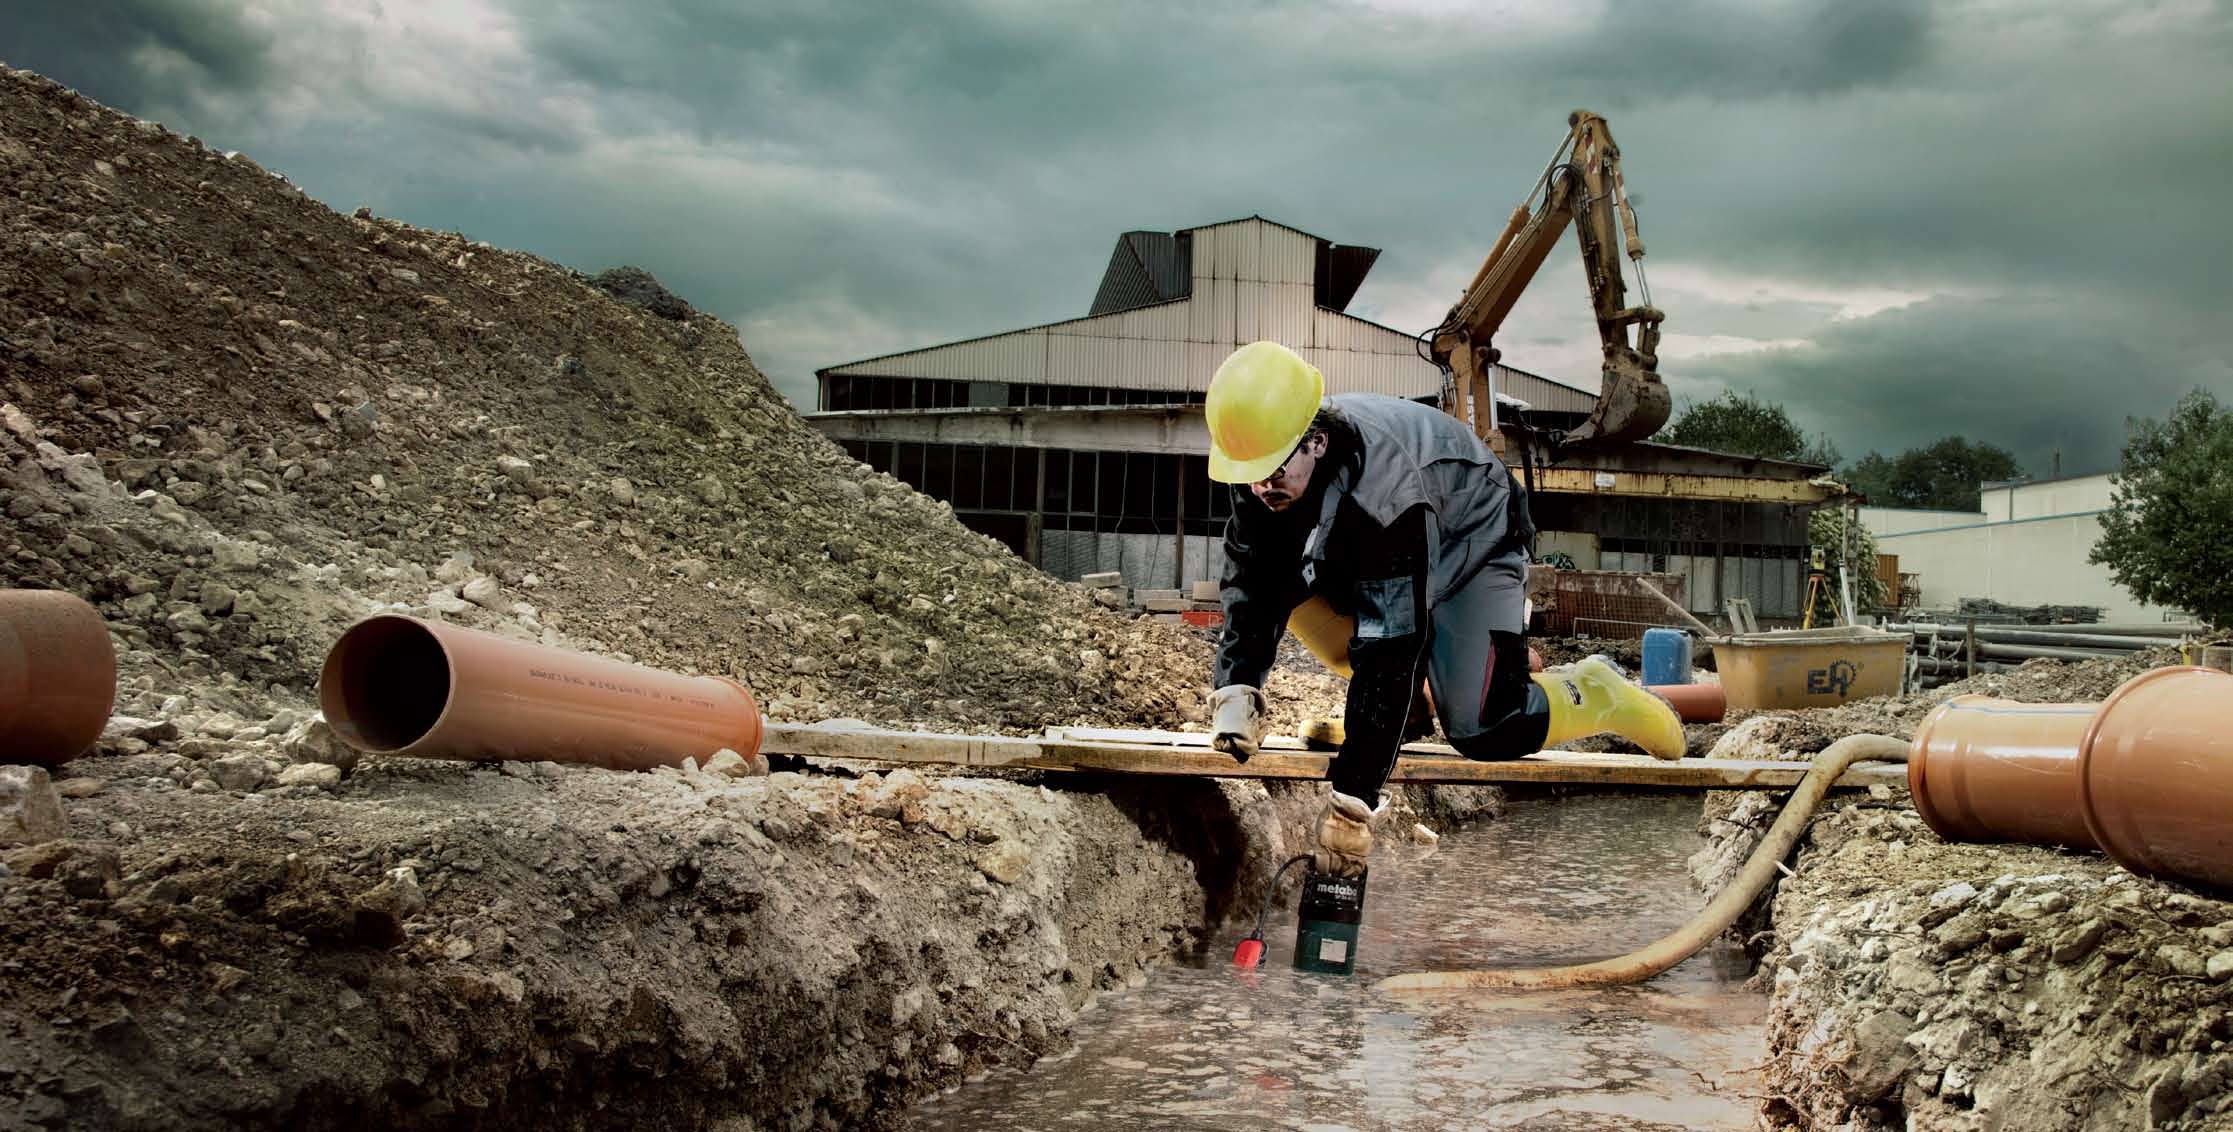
[{"x1": 759, "y1": 724, "x2": 1904, "y2": 791}]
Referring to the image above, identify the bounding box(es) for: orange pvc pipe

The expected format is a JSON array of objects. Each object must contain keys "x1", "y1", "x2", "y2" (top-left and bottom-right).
[
  {"x1": 0, "y1": 589, "x2": 116, "y2": 766},
  {"x1": 1647, "y1": 683, "x2": 1724, "y2": 723},
  {"x1": 319, "y1": 615, "x2": 762, "y2": 770},
  {"x1": 1907, "y1": 695, "x2": 2099, "y2": 850},
  {"x1": 2077, "y1": 666, "x2": 2233, "y2": 891}
]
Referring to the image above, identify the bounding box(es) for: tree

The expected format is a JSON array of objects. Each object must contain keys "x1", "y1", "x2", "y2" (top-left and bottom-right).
[
  {"x1": 1662, "y1": 391, "x2": 1839, "y2": 465},
  {"x1": 1839, "y1": 437, "x2": 2023, "y2": 511},
  {"x1": 1808, "y1": 507, "x2": 1891, "y2": 623},
  {"x1": 2089, "y1": 390, "x2": 2233, "y2": 628}
]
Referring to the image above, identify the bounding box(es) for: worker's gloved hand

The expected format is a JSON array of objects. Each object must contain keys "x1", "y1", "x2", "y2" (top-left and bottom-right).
[
  {"x1": 1313, "y1": 790, "x2": 1386, "y2": 878},
  {"x1": 1208, "y1": 684, "x2": 1266, "y2": 763}
]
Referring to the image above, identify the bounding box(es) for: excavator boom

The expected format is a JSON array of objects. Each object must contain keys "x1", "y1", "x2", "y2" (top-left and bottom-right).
[{"x1": 1433, "y1": 110, "x2": 1670, "y2": 449}]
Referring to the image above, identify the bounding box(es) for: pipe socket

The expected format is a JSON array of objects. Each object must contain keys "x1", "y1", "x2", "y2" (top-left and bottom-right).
[
  {"x1": 0, "y1": 589, "x2": 117, "y2": 766},
  {"x1": 1909, "y1": 667, "x2": 2233, "y2": 893},
  {"x1": 320, "y1": 615, "x2": 762, "y2": 771},
  {"x1": 2077, "y1": 667, "x2": 2233, "y2": 891}
]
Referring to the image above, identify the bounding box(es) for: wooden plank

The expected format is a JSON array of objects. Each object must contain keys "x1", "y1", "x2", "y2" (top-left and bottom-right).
[{"x1": 761, "y1": 725, "x2": 1905, "y2": 790}]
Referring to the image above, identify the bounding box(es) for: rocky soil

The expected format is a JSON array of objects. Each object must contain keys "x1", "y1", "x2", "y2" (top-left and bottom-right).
[
  {"x1": 1691, "y1": 650, "x2": 2233, "y2": 1131},
  {"x1": 0, "y1": 62, "x2": 1410, "y2": 1132},
  {"x1": 0, "y1": 62, "x2": 1205, "y2": 739}
]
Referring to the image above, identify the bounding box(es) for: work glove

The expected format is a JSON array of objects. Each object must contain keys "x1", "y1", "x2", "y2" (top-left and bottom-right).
[
  {"x1": 1208, "y1": 684, "x2": 1265, "y2": 763},
  {"x1": 1313, "y1": 790, "x2": 1387, "y2": 878}
]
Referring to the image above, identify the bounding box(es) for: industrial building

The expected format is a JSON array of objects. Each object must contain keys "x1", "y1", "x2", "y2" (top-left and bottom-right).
[
  {"x1": 809, "y1": 216, "x2": 1841, "y2": 622},
  {"x1": 1861, "y1": 474, "x2": 2182, "y2": 623}
]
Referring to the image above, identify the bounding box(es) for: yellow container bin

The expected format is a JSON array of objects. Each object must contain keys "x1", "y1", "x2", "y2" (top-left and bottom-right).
[{"x1": 1709, "y1": 627, "x2": 1906, "y2": 711}]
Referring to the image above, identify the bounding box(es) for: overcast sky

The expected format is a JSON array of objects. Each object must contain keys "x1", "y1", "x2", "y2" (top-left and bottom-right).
[{"x1": 10, "y1": 0, "x2": 2230, "y2": 475}]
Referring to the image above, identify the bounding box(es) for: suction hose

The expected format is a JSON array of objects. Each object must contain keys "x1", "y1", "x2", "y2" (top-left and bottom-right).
[{"x1": 1378, "y1": 733, "x2": 1910, "y2": 992}]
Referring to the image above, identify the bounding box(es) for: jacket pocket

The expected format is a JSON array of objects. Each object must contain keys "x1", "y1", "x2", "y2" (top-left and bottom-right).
[{"x1": 1353, "y1": 575, "x2": 1419, "y2": 641}]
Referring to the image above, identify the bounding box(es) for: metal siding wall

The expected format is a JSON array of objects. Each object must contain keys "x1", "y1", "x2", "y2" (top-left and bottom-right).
[
  {"x1": 1119, "y1": 305, "x2": 1188, "y2": 341},
  {"x1": 1265, "y1": 282, "x2": 1315, "y2": 346},
  {"x1": 996, "y1": 333, "x2": 1050, "y2": 382},
  {"x1": 1770, "y1": 560, "x2": 1801, "y2": 619},
  {"x1": 1121, "y1": 337, "x2": 1185, "y2": 391},
  {"x1": 1047, "y1": 334, "x2": 1123, "y2": 382},
  {"x1": 1186, "y1": 285, "x2": 1216, "y2": 342},
  {"x1": 1208, "y1": 277, "x2": 1236, "y2": 346},
  {"x1": 1206, "y1": 224, "x2": 1240, "y2": 279},
  {"x1": 1310, "y1": 310, "x2": 1360, "y2": 352},
  {"x1": 1669, "y1": 555, "x2": 1720, "y2": 613},
  {"x1": 1235, "y1": 223, "x2": 1263, "y2": 280},
  {"x1": 1186, "y1": 341, "x2": 1225, "y2": 384},
  {"x1": 1235, "y1": 281, "x2": 1263, "y2": 343},
  {"x1": 1499, "y1": 369, "x2": 1598, "y2": 414},
  {"x1": 1264, "y1": 228, "x2": 1315, "y2": 286}
]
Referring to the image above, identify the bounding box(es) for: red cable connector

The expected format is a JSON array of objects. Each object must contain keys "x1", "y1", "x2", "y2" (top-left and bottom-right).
[{"x1": 1231, "y1": 934, "x2": 1266, "y2": 968}]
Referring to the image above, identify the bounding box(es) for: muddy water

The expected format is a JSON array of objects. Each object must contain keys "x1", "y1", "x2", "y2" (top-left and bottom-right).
[{"x1": 906, "y1": 793, "x2": 1768, "y2": 1132}]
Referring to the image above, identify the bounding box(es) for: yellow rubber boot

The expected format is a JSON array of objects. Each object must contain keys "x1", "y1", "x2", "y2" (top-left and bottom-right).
[
  {"x1": 1530, "y1": 657, "x2": 1688, "y2": 761},
  {"x1": 1290, "y1": 596, "x2": 1355, "y2": 749}
]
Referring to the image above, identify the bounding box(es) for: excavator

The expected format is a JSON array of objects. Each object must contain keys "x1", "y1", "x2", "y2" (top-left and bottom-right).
[{"x1": 1430, "y1": 109, "x2": 1670, "y2": 451}]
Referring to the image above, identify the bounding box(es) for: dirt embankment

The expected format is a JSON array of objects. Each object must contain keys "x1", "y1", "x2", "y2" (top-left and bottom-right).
[
  {"x1": 4, "y1": 750, "x2": 1304, "y2": 1130},
  {"x1": 0, "y1": 61, "x2": 1438, "y2": 1132},
  {"x1": 1690, "y1": 654, "x2": 2233, "y2": 1130},
  {"x1": 0, "y1": 62, "x2": 1205, "y2": 738}
]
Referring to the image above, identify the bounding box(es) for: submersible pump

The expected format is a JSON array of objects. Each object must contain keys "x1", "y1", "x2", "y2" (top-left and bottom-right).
[{"x1": 1233, "y1": 856, "x2": 1368, "y2": 976}]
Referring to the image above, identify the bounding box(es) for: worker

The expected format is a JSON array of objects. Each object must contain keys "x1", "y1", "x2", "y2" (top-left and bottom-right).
[{"x1": 1203, "y1": 340, "x2": 1687, "y2": 877}]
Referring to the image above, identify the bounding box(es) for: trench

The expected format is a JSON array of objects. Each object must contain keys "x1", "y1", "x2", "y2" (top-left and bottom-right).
[{"x1": 904, "y1": 792, "x2": 1764, "y2": 1131}]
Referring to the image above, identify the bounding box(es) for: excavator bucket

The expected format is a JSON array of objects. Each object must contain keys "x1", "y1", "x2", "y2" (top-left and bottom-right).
[{"x1": 1563, "y1": 355, "x2": 1670, "y2": 448}]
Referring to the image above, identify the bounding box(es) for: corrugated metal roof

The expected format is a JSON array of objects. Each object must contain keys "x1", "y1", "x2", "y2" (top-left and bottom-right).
[
  {"x1": 1088, "y1": 231, "x2": 1193, "y2": 316},
  {"x1": 1496, "y1": 366, "x2": 1599, "y2": 415}
]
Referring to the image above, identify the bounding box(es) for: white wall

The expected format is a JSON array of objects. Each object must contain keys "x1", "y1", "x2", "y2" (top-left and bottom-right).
[
  {"x1": 1989, "y1": 475, "x2": 2117, "y2": 521},
  {"x1": 1858, "y1": 506, "x2": 1979, "y2": 536},
  {"x1": 1862, "y1": 479, "x2": 2181, "y2": 621}
]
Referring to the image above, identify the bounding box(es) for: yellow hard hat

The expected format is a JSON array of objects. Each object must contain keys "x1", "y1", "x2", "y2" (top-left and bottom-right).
[{"x1": 1205, "y1": 341, "x2": 1325, "y2": 483}]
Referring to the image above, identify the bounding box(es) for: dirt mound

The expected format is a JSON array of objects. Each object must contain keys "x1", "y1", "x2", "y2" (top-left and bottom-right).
[
  {"x1": 0, "y1": 62, "x2": 1205, "y2": 740},
  {"x1": 0, "y1": 62, "x2": 1302, "y2": 1132},
  {"x1": 588, "y1": 266, "x2": 694, "y2": 322}
]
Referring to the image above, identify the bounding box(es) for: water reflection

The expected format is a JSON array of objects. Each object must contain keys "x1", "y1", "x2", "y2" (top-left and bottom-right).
[{"x1": 906, "y1": 794, "x2": 1767, "y2": 1132}]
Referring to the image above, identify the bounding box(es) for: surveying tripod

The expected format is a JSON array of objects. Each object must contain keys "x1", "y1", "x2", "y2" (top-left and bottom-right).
[{"x1": 1801, "y1": 548, "x2": 1841, "y2": 629}]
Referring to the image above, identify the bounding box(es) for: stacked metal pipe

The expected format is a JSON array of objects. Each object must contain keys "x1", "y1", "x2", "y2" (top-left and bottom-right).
[{"x1": 1889, "y1": 620, "x2": 2205, "y2": 686}]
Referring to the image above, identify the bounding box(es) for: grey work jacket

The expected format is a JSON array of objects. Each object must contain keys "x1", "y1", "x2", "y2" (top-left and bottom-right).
[{"x1": 1304, "y1": 393, "x2": 1525, "y2": 608}]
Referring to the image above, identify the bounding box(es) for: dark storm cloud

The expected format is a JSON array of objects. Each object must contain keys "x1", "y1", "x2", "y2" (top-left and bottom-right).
[
  {"x1": 4, "y1": 0, "x2": 274, "y2": 113},
  {"x1": 0, "y1": 0, "x2": 2226, "y2": 474},
  {"x1": 1685, "y1": 292, "x2": 2227, "y2": 476}
]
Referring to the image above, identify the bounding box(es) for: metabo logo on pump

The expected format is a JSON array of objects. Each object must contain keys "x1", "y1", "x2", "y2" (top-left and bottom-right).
[{"x1": 1806, "y1": 659, "x2": 1858, "y2": 697}]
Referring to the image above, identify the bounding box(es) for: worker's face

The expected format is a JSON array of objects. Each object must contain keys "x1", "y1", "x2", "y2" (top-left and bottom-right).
[{"x1": 1249, "y1": 431, "x2": 1327, "y2": 512}]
